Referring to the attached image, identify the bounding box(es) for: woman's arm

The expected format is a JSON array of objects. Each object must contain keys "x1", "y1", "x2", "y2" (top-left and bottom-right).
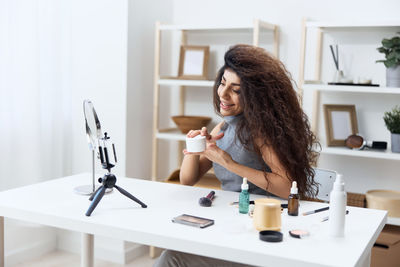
[
  {"x1": 202, "y1": 139, "x2": 291, "y2": 199},
  {"x1": 179, "y1": 123, "x2": 224, "y2": 186},
  {"x1": 227, "y1": 143, "x2": 291, "y2": 199}
]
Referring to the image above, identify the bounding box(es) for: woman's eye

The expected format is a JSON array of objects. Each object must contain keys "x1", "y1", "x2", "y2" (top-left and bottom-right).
[
  {"x1": 232, "y1": 89, "x2": 241, "y2": 94},
  {"x1": 220, "y1": 82, "x2": 225, "y2": 86}
]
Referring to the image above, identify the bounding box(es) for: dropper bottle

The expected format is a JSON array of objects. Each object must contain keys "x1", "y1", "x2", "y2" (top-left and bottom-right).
[
  {"x1": 239, "y1": 178, "x2": 250, "y2": 214},
  {"x1": 288, "y1": 181, "x2": 299, "y2": 216}
]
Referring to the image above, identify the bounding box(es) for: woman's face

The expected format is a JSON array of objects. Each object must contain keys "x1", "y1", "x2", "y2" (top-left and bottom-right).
[{"x1": 217, "y1": 69, "x2": 243, "y2": 116}]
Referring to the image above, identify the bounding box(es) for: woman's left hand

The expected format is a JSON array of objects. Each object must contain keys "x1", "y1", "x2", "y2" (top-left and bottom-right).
[{"x1": 203, "y1": 143, "x2": 233, "y2": 167}]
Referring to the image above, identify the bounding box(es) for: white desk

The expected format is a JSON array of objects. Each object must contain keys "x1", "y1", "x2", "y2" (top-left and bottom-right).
[{"x1": 0, "y1": 173, "x2": 387, "y2": 267}]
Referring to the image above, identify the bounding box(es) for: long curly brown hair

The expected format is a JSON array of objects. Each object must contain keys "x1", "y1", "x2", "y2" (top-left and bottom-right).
[{"x1": 213, "y1": 44, "x2": 319, "y2": 198}]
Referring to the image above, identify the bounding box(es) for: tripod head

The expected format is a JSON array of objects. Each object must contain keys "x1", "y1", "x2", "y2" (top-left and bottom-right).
[{"x1": 98, "y1": 173, "x2": 116, "y2": 189}]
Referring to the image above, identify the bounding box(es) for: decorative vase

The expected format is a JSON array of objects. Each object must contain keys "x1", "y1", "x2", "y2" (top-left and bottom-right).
[
  {"x1": 391, "y1": 133, "x2": 400, "y2": 153},
  {"x1": 386, "y1": 66, "x2": 400, "y2": 87}
]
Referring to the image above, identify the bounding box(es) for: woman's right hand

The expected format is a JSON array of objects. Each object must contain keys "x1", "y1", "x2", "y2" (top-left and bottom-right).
[
  {"x1": 187, "y1": 126, "x2": 224, "y2": 142},
  {"x1": 186, "y1": 127, "x2": 209, "y2": 139}
]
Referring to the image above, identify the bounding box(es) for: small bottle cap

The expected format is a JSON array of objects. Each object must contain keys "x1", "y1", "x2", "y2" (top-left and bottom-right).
[
  {"x1": 290, "y1": 181, "x2": 298, "y2": 194},
  {"x1": 241, "y1": 178, "x2": 249, "y2": 190}
]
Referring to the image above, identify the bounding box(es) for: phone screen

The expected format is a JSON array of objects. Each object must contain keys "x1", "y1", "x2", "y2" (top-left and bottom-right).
[{"x1": 172, "y1": 214, "x2": 214, "y2": 228}]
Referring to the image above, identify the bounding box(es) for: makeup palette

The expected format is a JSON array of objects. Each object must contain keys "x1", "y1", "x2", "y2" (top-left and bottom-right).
[{"x1": 289, "y1": 229, "x2": 309, "y2": 239}]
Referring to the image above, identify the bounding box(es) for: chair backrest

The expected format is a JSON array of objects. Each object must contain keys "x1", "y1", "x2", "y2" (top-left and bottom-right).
[{"x1": 313, "y1": 168, "x2": 337, "y2": 202}]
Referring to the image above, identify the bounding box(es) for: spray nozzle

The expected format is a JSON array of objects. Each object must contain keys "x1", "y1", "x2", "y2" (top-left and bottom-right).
[{"x1": 333, "y1": 174, "x2": 345, "y2": 191}]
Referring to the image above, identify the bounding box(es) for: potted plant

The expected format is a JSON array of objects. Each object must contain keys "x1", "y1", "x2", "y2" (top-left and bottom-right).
[
  {"x1": 383, "y1": 105, "x2": 400, "y2": 153},
  {"x1": 376, "y1": 33, "x2": 400, "y2": 87}
]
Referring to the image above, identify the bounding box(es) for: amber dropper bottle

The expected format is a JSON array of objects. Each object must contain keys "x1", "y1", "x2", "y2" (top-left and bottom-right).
[{"x1": 288, "y1": 181, "x2": 299, "y2": 216}]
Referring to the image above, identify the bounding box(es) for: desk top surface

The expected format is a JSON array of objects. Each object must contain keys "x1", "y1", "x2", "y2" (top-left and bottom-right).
[{"x1": 0, "y1": 173, "x2": 387, "y2": 267}]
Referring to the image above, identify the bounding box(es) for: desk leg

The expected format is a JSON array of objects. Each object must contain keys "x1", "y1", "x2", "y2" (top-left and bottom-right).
[
  {"x1": 0, "y1": 217, "x2": 3, "y2": 267},
  {"x1": 359, "y1": 250, "x2": 371, "y2": 267},
  {"x1": 81, "y1": 233, "x2": 94, "y2": 267}
]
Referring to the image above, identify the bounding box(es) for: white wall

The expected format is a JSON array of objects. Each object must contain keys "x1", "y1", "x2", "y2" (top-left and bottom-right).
[
  {"x1": 165, "y1": 0, "x2": 400, "y2": 193},
  {"x1": 70, "y1": 0, "x2": 128, "y2": 178},
  {"x1": 126, "y1": 0, "x2": 174, "y2": 180}
]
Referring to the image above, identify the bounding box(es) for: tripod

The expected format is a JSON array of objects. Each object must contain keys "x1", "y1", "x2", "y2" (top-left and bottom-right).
[{"x1": 85, "y1": 133, "x2": 147, "y2": 216}]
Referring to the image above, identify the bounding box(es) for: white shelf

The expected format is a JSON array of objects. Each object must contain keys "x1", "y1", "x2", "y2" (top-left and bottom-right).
[
  {"x1": 156, "y1": 129, "x2": 186, "y2": 141},
  {"x1": 321, "y1": 147, "x2": 400, "y2": 161},
  {"x1": 303, "y1": 84, "x2": 400, "y2": 94},
  {"x1": 159, "y1": 20, "x2": 276, "y2": 31},
  {"x1": 158, "y1": 79, "x2": 214, "y2": 87},
  {"x1": 387, "y1": 216, "x2": 400, "y2": 226},
  {"x1": 306, "y1": 20, "x2": 400, "y2": 29}
]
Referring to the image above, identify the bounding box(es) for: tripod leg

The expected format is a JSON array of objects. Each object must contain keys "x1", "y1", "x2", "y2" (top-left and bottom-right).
[
  {"x1": 89, "y1": 186, "x2": 102, "y2": 201},
  {"x1": 114, "y1": 185, "x2": 147, "y2": 208},
  {"x1": 85, "y1": 186, "x2": 106, "y2": 216}
]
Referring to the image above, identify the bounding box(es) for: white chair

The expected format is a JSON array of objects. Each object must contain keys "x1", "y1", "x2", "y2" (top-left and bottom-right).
[{"x1": 313, "y1": 168, "x2": 337, "y2": 202}]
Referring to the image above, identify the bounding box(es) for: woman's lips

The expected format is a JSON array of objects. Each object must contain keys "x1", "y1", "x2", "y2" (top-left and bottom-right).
[{"x1": 220, "y1": 102, "x2": 234, "y2": 110}]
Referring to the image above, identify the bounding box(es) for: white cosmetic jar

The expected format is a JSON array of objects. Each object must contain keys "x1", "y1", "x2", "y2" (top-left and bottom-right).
[{"x1": 186, "y1": 135, "x2": 206, "y2": 153}]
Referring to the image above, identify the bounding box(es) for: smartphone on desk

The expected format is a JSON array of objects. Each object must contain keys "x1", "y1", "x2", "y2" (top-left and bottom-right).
[{"x1": 172, "y1": 214, "x2": 214, "y2": 228}]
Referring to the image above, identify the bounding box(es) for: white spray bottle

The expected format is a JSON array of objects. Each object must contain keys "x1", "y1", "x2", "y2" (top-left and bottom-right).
[{"x1": 329, "y1": 174, "x2": 347, "y2": 237}]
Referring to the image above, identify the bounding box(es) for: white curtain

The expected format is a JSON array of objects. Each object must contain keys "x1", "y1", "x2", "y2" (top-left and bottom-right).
[{"x1": 0, "y1": 0, "x2": 72, "y2": 190}]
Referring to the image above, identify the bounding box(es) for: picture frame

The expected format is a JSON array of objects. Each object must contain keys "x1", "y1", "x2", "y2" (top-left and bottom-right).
[
  {"x1": 178, "y1": 45, "x2": 209, "y2": 80},
  {"x1": 323, "y1": 104, "x2": 358, "y2": 146}
]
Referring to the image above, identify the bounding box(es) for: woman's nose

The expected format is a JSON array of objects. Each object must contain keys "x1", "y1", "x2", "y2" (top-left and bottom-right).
[{"x1": 218, "y1": 85, "x2": 229, "y2": 98}]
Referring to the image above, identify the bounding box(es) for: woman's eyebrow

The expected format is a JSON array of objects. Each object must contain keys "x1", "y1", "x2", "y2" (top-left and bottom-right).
[{"x1": 222, "y1": 76, "x2": 240, "y2": 86}]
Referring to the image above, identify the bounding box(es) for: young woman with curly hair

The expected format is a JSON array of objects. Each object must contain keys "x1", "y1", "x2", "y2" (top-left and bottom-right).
[
  {"x1": 180, "y1": 44, "x2": 319, "y2": 199},
  {"x1": 154, "y1": 44, "x2": 319, "y2": 267}
]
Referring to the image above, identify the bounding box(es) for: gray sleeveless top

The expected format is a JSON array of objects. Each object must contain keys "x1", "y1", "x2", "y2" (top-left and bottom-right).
[{"x1": 212, "y1": 114, "x2": 271, "y2": 195}]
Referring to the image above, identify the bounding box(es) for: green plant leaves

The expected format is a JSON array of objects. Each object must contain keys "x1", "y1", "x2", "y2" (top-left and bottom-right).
[
  {"x1": 377, "y1": 34, "x2": 400, "y2": 68},
  {"x1": 383, "y1": 105, "x2": 400, "y2": 134}
]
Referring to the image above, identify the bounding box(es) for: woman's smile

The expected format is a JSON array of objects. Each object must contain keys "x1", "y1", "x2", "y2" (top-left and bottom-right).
[{"x1": 220, "y1": 101, "x2": 235, "y2": 110}]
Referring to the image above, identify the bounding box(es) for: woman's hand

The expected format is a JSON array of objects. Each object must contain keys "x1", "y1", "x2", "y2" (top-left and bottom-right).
[
  {"x1": 186, "y1": 126, "x2": 222, "y2": 140},
  {"x1": 184, "y1": 127, "x2": 231, "y2": 167}
]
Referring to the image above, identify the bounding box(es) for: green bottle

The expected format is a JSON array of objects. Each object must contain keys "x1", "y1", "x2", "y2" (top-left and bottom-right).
[{"x1": 239, "y1": 178, "x2": 250, "y2": 214}]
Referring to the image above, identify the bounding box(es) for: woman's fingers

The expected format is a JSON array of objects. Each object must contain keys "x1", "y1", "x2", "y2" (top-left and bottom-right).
[
  {"x1": 211, "y1": 132, "x2": 224, "y2": 141},
  {"x1": 187, "y1": 129, "x2": 201, "y2": 138},
  {"x1": 201, "y1": 127, "x2": 209, "y2": 136}
]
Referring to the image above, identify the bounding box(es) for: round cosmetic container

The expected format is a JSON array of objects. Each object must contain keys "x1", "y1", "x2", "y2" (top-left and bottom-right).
[{"x1": 186, "y1": 135, "x2": 206, "y2": 153}]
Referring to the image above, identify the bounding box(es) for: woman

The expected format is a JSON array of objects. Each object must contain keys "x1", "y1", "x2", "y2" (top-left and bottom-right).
[
  {"x1": 180, "y1": 44, "x2": 318, "y2": 199},
  {"x1": 154, "y1": 44, "x2": 319, "y2": 267}
]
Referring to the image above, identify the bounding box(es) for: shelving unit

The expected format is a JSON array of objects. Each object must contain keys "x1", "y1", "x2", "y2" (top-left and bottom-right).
[
  {"x1": 151, "y1": 19, "x2": 279, "y2": 182},
  {"x1": 303, "y1": 83, "x2": 400, "y2": 95},
  {"x1": 158, "y1": 79, "x2": 214, "y2": 87},
  {"x1": 298, "y1": 19, "x2": 400, "y2": 226},
  {"x1": 321, "y1": 147, "x2": 400, "y2": 161}
]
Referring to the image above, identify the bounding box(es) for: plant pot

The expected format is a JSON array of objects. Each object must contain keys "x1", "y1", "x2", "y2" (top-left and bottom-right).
[
  {"x1": 391, "y1": 133, "x2": 400, "y2": 153},
  {"x1": 386, "y1": 66, "x2": 400, "y2": 87}
]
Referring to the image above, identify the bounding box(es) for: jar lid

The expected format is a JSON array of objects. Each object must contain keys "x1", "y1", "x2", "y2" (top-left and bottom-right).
[{"x1": 259, "y1": 230, "x2": 283, "y2": 242}]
